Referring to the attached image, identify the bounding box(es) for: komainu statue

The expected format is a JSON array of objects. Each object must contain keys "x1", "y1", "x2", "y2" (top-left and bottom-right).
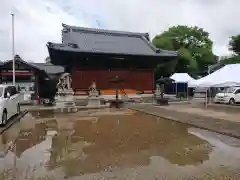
[
  {"x1": 88, "y1": 80, "x2": 99, "y2": 97},
  {"x1": 57, "y1": 73, "x2": 72, "y2": 91}
]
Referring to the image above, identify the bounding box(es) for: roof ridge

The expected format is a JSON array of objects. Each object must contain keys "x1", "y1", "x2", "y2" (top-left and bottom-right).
[
  {"x1": 62, "y1": 23, "x2": 149, "y2": 37},
  {"x1": 140, "y1": 36, "x2": 160, "y2": 53}
]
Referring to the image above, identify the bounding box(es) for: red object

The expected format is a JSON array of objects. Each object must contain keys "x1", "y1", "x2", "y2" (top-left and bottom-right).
[
  {"x1": 144, "y1": 90, "x2": 153, "y2": 94},
  {"x1": 37, "y1": 95, "x2": 40, "y2": 104},
  {"x1": 71, "y1": 69, "x2": 154, "y2": 91},
  {"x1": 0, "y1": 72, "x2": 33, "y2": 76},
  {"x1": 74, "y1": 90, "x2": 88, "y2": 95}
]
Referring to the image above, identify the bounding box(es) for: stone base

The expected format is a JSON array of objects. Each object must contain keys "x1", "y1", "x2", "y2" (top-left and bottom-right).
[
  {"x1": 56, "y1": 89, "x2": 74, "y2": 99},
  {"x1": 55, "y1": 101, "x2": 75, "y2": 108},
  {"x1": 154, "y1": 98, "x2": 169, "y2": 106},
  {"x1": 89, "y1": 91, "x2": 99, "y2": 97},
  {"x1": 55, "y1": 95, "x2": 74, "y2": 102},
  {"x1": 109, "y1": 100, "x2": 124, "y2": 108},
  {"x1": 54, "y1": 90, "x2": 77, "y2": 112},
  {"x1": 55, "y1": 90, "x2": 75, "y2": 108},
  {"x1": 87, "y1": 97, "x2": 101, "y2": 107},
  {"x1": 54, "y1": 107, "x2": 78, "y2": 113}
]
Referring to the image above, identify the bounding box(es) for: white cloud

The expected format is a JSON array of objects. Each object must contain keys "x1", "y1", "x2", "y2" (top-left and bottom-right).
[{"x1": 0, "y1": 0, "x2": 239, "y2": 62}]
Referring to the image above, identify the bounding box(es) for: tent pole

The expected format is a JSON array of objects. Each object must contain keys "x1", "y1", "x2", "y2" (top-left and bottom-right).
[
  {"x1": 205, "y1": 88, "x2": 208, "y2": 108},
  {"x1": 176, "y1": 83, "x2": 177, "y2": 98},
  {"x1": 209, "y1": 88, "x2": 211, "y2": 103}
]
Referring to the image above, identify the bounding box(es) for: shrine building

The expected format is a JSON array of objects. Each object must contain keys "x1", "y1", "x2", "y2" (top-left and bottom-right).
[
  {"x1": 47, "y1": 24, "x2": 178, "y2": 95},
  {"x1": 0, "y1": 55, "x2": 64, "y2": 102}
]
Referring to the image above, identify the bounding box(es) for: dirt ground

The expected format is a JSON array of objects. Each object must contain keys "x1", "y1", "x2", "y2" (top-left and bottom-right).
[{"x1": 1, "y1": 109, "x2": 240, "y2": 179}]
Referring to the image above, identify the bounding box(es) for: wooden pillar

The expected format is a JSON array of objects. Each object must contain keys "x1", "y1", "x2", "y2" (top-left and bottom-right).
[
  {"x1": 152, "y1": 70, "x2": 155, "y2": 92},
  {"x1": 32, "y1": 74, "x2": 39, "y2": 103}
]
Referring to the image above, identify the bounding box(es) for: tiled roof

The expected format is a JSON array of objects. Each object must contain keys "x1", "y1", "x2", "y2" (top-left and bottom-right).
[
  {"x1": 1, "y1": 56, "x2": 64, "y2": 75},
  {"x1": 30, "y1": 62, "x2": 64, "y2": 74},
  {"x1": 47, "y1": 24, "x2": 178, "y2": 57}
]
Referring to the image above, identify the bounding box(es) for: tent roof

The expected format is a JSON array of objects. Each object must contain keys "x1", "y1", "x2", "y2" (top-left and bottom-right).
[
  {"x1": 190, "y1": 64, "x2": 240, "y2": 87},
  {"x1": 170, "y1": 73, "x2": 194, "y2": 83}
]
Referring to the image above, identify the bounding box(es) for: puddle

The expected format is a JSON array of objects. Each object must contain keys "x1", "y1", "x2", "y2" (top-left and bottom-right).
[
  {"x1": 30, "y1": 110, "x2": 55, "y2": 119},
  {"x1": 0, "y1": 110, "x2": 240, "y2": 179}
]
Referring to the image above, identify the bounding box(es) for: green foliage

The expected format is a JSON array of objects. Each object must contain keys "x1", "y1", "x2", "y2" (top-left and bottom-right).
[
  {"x1": 176, "y1": 92, "x2": 187, "y2": 99},
  {"x1": 152, "y1": 25, "x2": 216, "y2": 77},
  {"x1": 222, "y1": 55, "x2": 240, "y2": 64},
  {"x1": 154, "y1": 59, "x2": 178, "y2": 79},
  {"x1": 229, "y1": 35, "x2": 240, "y2": 55}
]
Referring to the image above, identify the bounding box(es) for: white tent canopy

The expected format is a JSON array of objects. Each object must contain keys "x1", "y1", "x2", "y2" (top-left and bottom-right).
[
  {"x1": 188, "y1": 79, "x2": 201, "y2": 87},
  {"x1": 170, "y1": 73, "x2": 194, "y2": 83},
  {"x1": 189, "y1": 64, "x2": 240, "y2": 88}
]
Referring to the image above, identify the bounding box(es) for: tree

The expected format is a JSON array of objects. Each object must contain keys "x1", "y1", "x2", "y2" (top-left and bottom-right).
[
  {"x1": 222, "y1": 55, "x2": 240, "y2": 64},
  {"x1": 152, "y1": 25, "x2": 216, "y2": 76},
  {"x1": 229, "y1": 35, "x2": 240, "y2": 55}
]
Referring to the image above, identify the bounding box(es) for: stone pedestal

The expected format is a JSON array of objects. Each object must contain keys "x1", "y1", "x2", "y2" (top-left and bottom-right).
[
  {"x1": 89, "y1": 91, "x2": 99, "y2": 97},
  {"x1": 55, "y1": 89, "x2": 77, "y2": 112},
  {"x1": 153, "y1": 91, "x2": 161, "y2": 104},
  {"x1": 87, "y1": 97, "x2": 101, "y2": 107},
  {"x1": 87, "y1": 91, "x2": 101, "y2": 107}
]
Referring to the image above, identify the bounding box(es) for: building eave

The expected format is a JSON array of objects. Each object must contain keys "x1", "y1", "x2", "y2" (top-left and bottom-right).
[{"x1": 47, "y1": 42, "x2": 178, "y2": 58}]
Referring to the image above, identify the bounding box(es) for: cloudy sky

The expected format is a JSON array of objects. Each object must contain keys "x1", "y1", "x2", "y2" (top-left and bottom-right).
[{"x1": 0, "y1": 0, "x2": 239, "y2": 62}]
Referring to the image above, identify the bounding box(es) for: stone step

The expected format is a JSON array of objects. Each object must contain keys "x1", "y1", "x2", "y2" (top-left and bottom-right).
[{"x1": 54, "y1": 107, "x2": 78, "y2": 113}]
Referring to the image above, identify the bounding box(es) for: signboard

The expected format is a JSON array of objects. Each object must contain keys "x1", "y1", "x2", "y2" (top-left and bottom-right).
[
  {"x1": 5, "y1": 82, "x2": 35, "y2": 93},
  {"x1": 16, "y1": 82, "x2": 35, "y2": 93}
]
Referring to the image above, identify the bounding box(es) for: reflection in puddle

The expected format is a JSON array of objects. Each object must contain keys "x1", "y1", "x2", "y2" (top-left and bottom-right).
[
  {"x1": 30, "y1": 110, "x2": 55, "y2": 119},
  {"x1": 0, "y1": 110, "x2": 240, "y2": 179}
]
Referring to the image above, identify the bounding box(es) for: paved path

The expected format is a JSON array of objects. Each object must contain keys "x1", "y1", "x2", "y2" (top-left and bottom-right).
[
  {"x1": 0, "y1": 110, "x2": 28, "y2": 135},
  {"x1": 20, "y1": 104, "x2": 109, "y2": 111},
  {"x1": 128, "y1": 103, "x2": 240, "y2": 139}
]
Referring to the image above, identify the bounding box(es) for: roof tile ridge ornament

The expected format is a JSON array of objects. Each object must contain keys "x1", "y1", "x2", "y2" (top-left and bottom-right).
[
  {"x1": 141, "y1": 34, "x2": 178, "y2": 56},
  {"x1": 47, "y1": 42, "x2": 54, "y2": 47},
  {"x1": 141, "y1": 36, "x2": 160, "y2": 53},
  {"x1": 47, "y1": 42, "x2": 68, "y2": 48},
  {"x1": 62, "y1": 23, "x2": 147, "y2": 37},
  {"x1": 159, "y1": 49, "x2": 179, "y2": 56},
  {"x1": 62, "y1": 23, "x2": 71, "y2": 33},
  {"x1": 67, "y1": 43, "x2": 78, "y2": 49}
]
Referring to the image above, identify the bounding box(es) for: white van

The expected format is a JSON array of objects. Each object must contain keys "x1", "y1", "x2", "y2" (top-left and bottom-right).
[{"x1": 214, "y1": 87, "x2": 240, "y2": 104}]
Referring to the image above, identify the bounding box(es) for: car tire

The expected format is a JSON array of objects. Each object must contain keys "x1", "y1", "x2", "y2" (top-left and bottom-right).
[
  {"x1": 17, "y1": 103, "x2": 20, "y2": 115},
  {"x1": 229, "y1": 98, "x2": 235, "y2": 105},
  {"x1": 1, "y1": 110, "x2": 7, "y2": 126}
]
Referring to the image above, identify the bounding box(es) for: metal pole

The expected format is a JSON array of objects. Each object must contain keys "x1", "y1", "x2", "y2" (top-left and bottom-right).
[
  {"x1": 205, "y1": 88, "x2": 208, "y2": 108},
  {"x1": 11, "y1": 13, "x2": 16, "y2": 86},
  {"x1": 208, "y1": 66, "x2": 211, "y2": 103}
]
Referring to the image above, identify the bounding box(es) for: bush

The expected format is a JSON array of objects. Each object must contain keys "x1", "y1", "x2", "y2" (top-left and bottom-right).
[{"x1": 176, "y1": 92, "x2": 187, "y2": 98}]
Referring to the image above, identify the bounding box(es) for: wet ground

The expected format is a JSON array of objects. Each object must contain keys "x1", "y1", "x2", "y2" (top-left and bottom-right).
[{"x1": 1, "y1": 108, "x2": 240, "y2": 179}]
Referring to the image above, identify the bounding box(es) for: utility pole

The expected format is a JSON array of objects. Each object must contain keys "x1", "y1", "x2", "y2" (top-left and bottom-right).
[{"x1": 11, "y1": 13, "x2": 16, "y2": 85}]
